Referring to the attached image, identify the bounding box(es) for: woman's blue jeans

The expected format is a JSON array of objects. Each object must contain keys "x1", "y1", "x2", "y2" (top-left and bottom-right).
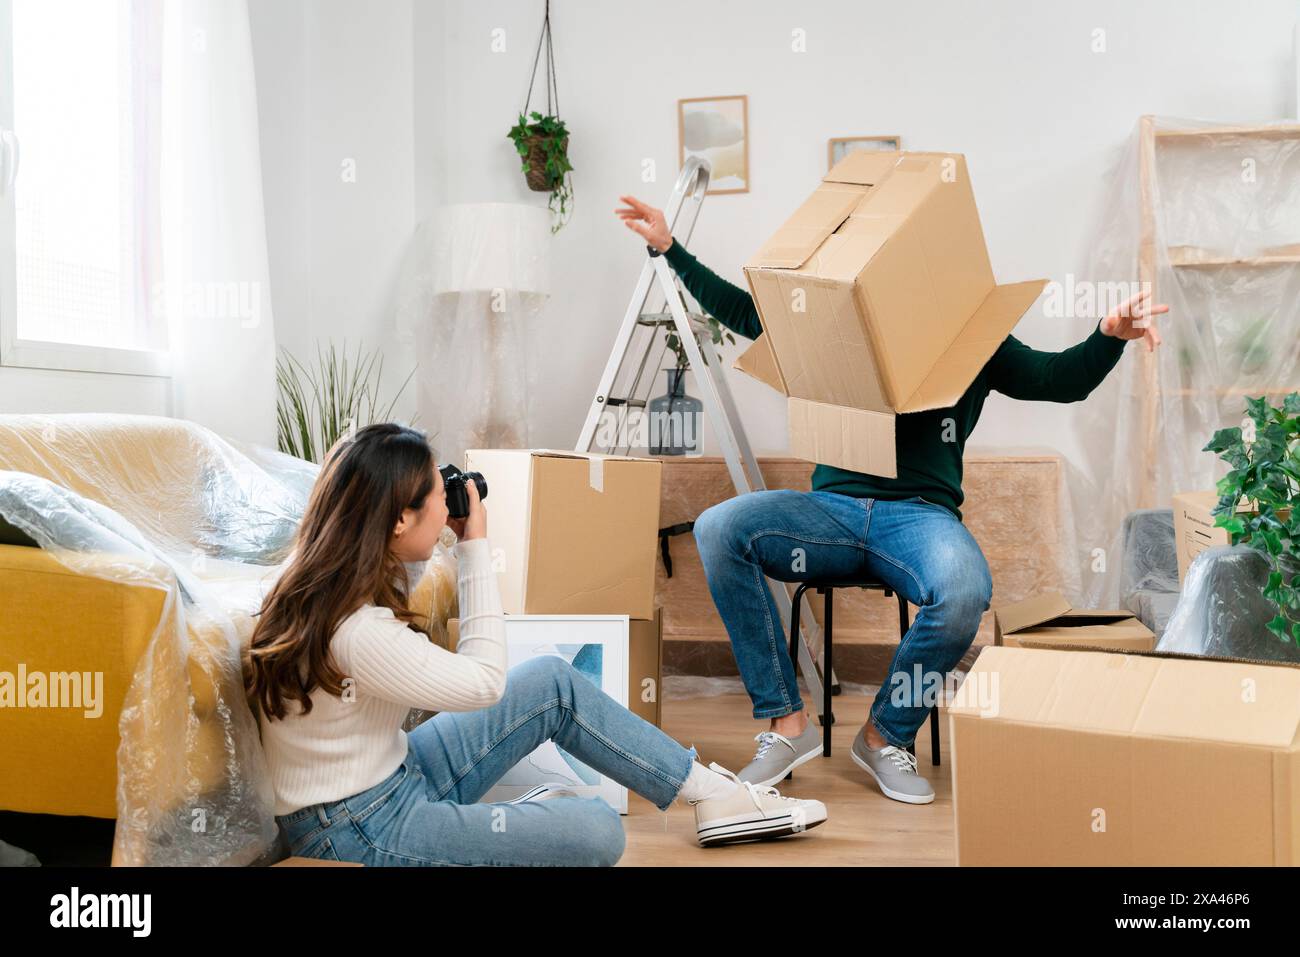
[
  {"x1": 692, "y1": 490, "x2": 992, "y2": 748},
  {"x1": 275, "y1": 655, "x2": 695, "y2": 866}
]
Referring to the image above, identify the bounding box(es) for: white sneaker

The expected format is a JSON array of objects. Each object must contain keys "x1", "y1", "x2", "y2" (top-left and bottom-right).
[{"x1": 690, "y1": 763, "x2": 827, "y2": 847}]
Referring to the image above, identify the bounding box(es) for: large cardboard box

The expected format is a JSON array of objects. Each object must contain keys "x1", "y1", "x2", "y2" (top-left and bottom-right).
[
  {"x1": 993, "y1": 592, "x2": 1155, "y2": 651},
  {"x1": 463, "y1": 449, "x2": 662, "y2": 619},
  {"x1": 950, "y1": 645, "x2": 1300, "y2": 865},
  {"x1": 735, "y1": 151, "x2": 1047, "y2": 478},
  {"x1": 1172, "y1": 490, "x2": 1230, "y2": 583},
  {"x1": 628, "y1": 609, "x2": 663, "y2": 727},
  {"x1": 447, "y1": 609, "x2": 663, "y2": 727}
]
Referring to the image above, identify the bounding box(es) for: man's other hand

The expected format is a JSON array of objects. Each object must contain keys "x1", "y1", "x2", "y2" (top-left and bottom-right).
[{"x1": 1101, "y1": 287, "x2": 1170, "y2": 352}]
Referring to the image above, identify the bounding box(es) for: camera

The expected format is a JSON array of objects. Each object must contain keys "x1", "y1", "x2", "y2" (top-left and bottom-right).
[{"x1": 439, "y1": 464, "x2": 488, "y2": 520}]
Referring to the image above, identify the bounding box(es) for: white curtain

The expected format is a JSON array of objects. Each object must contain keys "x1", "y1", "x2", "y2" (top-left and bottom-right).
[{"x1": 159, "y1": 0, "x2": 276, "y2": 446}]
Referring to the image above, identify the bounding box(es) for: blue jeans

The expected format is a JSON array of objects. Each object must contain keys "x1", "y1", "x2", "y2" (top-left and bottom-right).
[
  {"x1": 275, "y1": 656, "x2": 695, "y2": 866},
  {"x1": 693, "y1": 490, "x2": 992, "y2": 748}
]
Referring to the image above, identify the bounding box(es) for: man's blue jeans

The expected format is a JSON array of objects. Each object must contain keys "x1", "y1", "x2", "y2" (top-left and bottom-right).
[{"x1": 692, "y1": 490, "x2": 992, "y2": 749}]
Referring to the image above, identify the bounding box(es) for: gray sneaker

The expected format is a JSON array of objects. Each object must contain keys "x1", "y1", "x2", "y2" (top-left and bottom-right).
[
  {"x1": 850, "y1": 726, "x2": 935, "y2": 805},
  {"x1": 737, "y1": 722, "x2": 824, "y2": 787}
]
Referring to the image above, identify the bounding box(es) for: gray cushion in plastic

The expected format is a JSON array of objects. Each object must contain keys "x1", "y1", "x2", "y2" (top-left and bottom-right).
[
  {"x1": 1158, "y1": 544, "x2": 1300, "y2": 664},
  {"x1": 1119, "y1": 508, "x2": 1179, "y2": 637}
]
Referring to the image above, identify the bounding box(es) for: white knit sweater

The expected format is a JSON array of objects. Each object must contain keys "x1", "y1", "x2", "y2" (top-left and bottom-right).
[{"x1": 259, "y1": 537, "x2": 507, "y2": 816}]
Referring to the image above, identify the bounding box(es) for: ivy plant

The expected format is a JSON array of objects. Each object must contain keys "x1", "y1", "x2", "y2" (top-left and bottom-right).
[
  {"x1": 507, "y1": 111, "x2": 573, "y2": 232},
  {"x1": 1204, "y1": 392, "x2": 1300, "y2": 644}
]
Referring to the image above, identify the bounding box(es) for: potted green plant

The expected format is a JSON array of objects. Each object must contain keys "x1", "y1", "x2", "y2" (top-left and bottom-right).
[
  {"x1": 644, "y1": 316, "x2": 736, "y2": 456},
  {"x1": 1204, "y1": 392, "x2": 1300, "y2": 643},
  {"x1": 508, "y1": 110, "x2": 572, "y2": 229},
  {"x1": 664, "y1": 315, "x2": 736, "y2": 372},
  {"x1": 507, "y1": 1, "x2": 572, "y2": 232},
  {"x1": 276, "y1": 341, "x2": 416, "y2": 464}
]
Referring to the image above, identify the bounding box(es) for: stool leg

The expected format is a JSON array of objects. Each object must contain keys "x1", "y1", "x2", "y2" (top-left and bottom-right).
[
  {"x1": 789, "y1": 584, "x2": 806, "y2": 670},
  {"x1": 788, "y1": 585, "x2": 808, "y2": 782},
  {"x1": 823, "y1": 588, "x2": 833, "y2": 758}
]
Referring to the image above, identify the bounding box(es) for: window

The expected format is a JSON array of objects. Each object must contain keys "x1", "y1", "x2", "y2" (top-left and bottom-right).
[{"x1": 0, "y1": 0, "x2": 168, "y2": 376}]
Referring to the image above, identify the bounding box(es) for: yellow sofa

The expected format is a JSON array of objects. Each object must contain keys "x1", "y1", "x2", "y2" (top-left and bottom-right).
[{"x1": 0, "y1": 544, "x2": 167, "y2": 817}]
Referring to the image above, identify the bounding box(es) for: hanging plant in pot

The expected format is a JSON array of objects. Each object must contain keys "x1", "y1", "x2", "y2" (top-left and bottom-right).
[{"x1": 507, "y1": 1, "x2": 572, "y2": 232}]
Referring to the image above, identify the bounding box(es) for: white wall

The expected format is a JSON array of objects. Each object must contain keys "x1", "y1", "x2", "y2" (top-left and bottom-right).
[
  {"x1": 251, "y1": 0, "x2": 1298, "y2": 470},
  {"x1": 250, "y1": 0, "x2": 419, "y2": 428},
  {"x1": 412, "y1": 0, "x2": 1298, "y2": 468}
]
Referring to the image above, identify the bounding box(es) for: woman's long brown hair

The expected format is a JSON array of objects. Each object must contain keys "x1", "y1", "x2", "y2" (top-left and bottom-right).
[{"x1": 246, "y1": 423, "x2": 436, "y2": 720}]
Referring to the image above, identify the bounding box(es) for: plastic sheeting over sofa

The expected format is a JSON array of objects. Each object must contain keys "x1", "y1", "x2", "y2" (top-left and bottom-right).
[{"x1": 0, "y1": 414, "x2": 458, "y2": 865}]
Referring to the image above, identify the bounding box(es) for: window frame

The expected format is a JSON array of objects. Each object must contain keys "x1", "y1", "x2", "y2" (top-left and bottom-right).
[{"x1": 0, "y1": 0, "x2": 170, "y2": 378}]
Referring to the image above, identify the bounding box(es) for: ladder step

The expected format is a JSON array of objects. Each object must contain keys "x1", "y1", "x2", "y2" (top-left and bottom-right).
[{"x1": 638, "y1": 311, "x2": 709, "y2": 327}]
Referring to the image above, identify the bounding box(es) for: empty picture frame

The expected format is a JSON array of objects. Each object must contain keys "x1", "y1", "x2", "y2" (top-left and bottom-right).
[
  {"x1": 678, "y1": 95, "x2": 749, "y2": 194},
  {"x1": 828, "y1": 135, "x2": 902, "y2": 170},
  {"x1": 479, "y1": 615, "x2": 631, "y2": 813}
]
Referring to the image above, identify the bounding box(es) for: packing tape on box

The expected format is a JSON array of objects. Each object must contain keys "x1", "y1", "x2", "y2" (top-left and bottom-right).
[{"x1": 588, "y1": 455, "x2": 604, "y2": 493}]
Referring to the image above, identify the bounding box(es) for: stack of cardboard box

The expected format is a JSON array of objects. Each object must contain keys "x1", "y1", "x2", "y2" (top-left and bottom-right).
[{"x1": 454, "y1": 449, "x2": 665, "y2": 726}]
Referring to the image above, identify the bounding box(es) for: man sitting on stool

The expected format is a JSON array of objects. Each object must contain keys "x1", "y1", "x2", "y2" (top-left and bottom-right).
[{"x1": 616, "y1": 193, "x2": 1168, "y2": 805}]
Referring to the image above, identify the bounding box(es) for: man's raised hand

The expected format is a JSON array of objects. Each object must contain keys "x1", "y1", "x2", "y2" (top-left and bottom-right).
[
  {"x1": 615, "y1": 195, "x2": 672, "y2": 253},
  {"x1": 1100, "y1": 287, "x2": 1171, "y2": 352}
]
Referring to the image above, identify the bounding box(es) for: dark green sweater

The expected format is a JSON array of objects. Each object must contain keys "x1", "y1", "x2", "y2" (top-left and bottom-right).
[{"x1": 664, "y1": 240, "x2": 1127, "y2": 521}]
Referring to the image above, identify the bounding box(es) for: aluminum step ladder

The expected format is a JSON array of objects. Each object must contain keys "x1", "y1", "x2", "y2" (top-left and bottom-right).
[{"x1": 576, "y1": 157, "x2": 839, "y2": 725}]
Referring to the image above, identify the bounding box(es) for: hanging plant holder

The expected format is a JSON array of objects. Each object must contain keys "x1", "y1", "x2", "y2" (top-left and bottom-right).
[{"x1": 507, "y1": 0, "x2": 573, "y2": 231}]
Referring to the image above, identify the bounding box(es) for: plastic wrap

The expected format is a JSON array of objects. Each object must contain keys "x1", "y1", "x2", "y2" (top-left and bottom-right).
[
  {"x1": 395, "y1": 203, "x2": 550, "y2": 466},
  {"x1": 0, "y1": 413, "x2": 460, "y2": 865},
  {"x1": 1118, "y1": 508, "x2": 1180, "y2": 637},
  {"x1": 1158, "y1": 545, "x2": 1300, "y2": 664},
  {"x1": 1072, "y1": 116, "x2": 1300, "y2": 610}
]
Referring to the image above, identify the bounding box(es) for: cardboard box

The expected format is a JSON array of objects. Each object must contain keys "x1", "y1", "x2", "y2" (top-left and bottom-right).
[
  {"x1": 463, "y1": 449, "x2": 662, "y2": 619},
  {"x1": 735, "y1": 150, "x2": 1047, "y2": 478},
  {"x1": 628, "y1": 609, "x2": 663, "y2": 727},
  {"x1": 950, "y1": 644, "x2": 1300, "y2": 865},
  {"x1": 1172, "y1": 490, "x2": 1230, "y2": 583},
  {"x1": 448, "y1": 609, "x2": 663, "y2": 727},
  {"x1": 993, "y1": 592, "x2": 1155, "y2": 651}
]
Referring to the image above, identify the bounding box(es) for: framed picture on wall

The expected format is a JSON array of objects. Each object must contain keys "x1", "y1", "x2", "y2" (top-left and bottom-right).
[
  {"x1": 828, "y1": 135, "x2": 902, "y2": 170},
  {"x1": 678, "y1": 95, "x2": 749, "y2": 194}
]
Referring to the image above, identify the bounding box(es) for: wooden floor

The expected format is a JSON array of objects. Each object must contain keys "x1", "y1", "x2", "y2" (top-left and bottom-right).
[{"x1": 620, "y1": 692, "x2": 955, "y2": 866}]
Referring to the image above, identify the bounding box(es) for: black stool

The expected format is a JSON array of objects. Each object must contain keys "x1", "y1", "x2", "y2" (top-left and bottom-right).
[{"x1": 788, "y1": 578, "x2": 941, "y2": 765}]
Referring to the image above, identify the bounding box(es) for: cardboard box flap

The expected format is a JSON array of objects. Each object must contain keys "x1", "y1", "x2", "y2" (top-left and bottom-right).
[
  {"x1": 894, "y1": 279, "x2": 1047, "y2": 413},
  {"x1": 732, "y1": 335, "x2": 787, "y2": 395},
  {"x1": 994, "y1": 592, "x2": 1074, "y2": 635},
  {"x1": 787, "y1": 397, "x2": 897, "y2": 479},
  {"x1": 748, "y1": 185, "x2": 865, "y2": 270},
  {"x1": 953, "y1": 645, "x2": 1300, "y2": 749},
  {"x1": 823, "y1": 149, "x2": 902, "y2": 186},
  {"x1": 527, "y1": 448, "x2": 658, "y2": 464}
]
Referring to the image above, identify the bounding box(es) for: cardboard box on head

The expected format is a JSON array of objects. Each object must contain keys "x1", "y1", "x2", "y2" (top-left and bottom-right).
[{"x1": 734, "y1": 151, "x2": 1047, "y2": 478}]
